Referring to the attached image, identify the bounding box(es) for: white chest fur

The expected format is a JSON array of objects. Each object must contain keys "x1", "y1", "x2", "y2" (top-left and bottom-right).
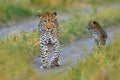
[{"x1": 93, "y1": 33, "x2": 98, "y2": 40}]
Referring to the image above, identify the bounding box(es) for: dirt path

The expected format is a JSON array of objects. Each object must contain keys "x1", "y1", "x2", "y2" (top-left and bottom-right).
[
  {"x1": 33, "y1": 26, "x2": 120, "y2": 80},
  {"x1": 33, "y1": 36, "x2": 93, "y2": 80}
]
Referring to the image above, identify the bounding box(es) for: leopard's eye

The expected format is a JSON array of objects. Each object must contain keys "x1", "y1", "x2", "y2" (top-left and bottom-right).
[
  {"x1": 51, "y1": 19, "x2": 55, "y2": 22},
  {"x1": 42, "y1": 19, "x2": 47, "y2": 22}
]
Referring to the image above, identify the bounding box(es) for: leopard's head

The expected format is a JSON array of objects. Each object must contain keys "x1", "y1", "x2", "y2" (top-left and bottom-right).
[
  {"x1": 37, "y1": 11, "x2": 57, "y2": 32},
  {"x1": 86, "y1": 20, "x2": 99, "y2": 31}
]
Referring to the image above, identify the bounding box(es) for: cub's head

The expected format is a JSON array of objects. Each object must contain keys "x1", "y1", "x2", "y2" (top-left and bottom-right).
[
  {"x1": 37, "y1": 11, "x2": 57, "y2": 31},
  {"x1": 86, "y1": 20, "x2": 99, "y2": 31}
]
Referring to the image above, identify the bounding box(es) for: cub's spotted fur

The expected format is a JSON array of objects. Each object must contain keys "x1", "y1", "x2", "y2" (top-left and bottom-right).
[
  {"x1": 37, "y1": 11, "x2": 60, "y2": 68},
  {"x1": 86, "y1": 20, "x2": 107, "y2": 47}
]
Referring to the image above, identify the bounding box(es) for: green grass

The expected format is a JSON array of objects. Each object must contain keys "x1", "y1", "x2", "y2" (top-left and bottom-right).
[
  {"x1": 66, "y1": 33, "x2": 120, "y2": 80},
  {"x1": 0, "y1": 31, "x2": 39, "y2": 80},
  {"x1": 0, "y1": 0, "x2": 78, "y2": 26},
  {"x1": 0, "y1": 30, "x2": 39, "y2": 60},
  {"x1": 0, "y1": 0, "x2": 32, "y2": 26},
  {"x1": 79, "y1": 0, "x2": 120, "y2": 5},
  {"x1": 0, "y1": 0, "x2": 120, "y2": 26},
  {"x1": 0, "y1": 32, "x2": 120, "y2": 80}
]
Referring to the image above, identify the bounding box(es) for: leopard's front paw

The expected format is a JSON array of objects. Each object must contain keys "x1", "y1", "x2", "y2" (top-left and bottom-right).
[
  {"x1": 51, "y1": 61, "x2": 60, "y2": 68},
  {"x1": 40, "y1": 65, "x2": 48, "y2": 69}
]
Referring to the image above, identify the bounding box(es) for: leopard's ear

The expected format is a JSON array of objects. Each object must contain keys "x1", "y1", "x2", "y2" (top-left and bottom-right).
[
  {"x1": 92, "y1": 20, "x2": 98, "y2": 26},
  {"x1": 93, "y1": 21, "x2": 97, "y2": 25},
  {"x1": 37, "y1": 11, "x2": 41, "y2": 17},
  {"x1": 53, "y1": 12, "x2": 57, "y2": 16}
]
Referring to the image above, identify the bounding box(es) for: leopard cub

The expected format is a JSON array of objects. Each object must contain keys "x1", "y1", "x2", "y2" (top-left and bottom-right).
[{"x1": 86, "y1": 20, "x2": 107, "y2": 47}]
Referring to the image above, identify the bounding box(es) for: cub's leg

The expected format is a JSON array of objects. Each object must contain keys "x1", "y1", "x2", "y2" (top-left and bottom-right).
[
  {"x1": 50, "y1": 38, "x2": 60, "y2": 68},
  {"x1": 99, "y1": 38, "x2": 106, "y2": 49},
  {"x1": 94, "y1": 38, "x2": 99, "y2": 47},
  {"x1": 100, "y1": 38, "x2": 106, "y2": 46}
]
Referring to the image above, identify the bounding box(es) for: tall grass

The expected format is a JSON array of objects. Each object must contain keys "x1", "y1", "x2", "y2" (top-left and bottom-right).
[
  {"x1": 66, "y1": 33, "x2": 120, "y2": 80},
  {"x1": 0, "y1": 32, "x2": 120, "y2": 80},
  {"x1": 0, "y1": 30, "x2": 39, "y2": 60},
  {"x1": 0, "y1": 0, "x2": 32, "y2": 26},
  {"x1": 0, "y1": 31, "x2": 39, "y2": 80},
  {"x1": 79, "y1": 0, "x2": 120, "y2": 5}
]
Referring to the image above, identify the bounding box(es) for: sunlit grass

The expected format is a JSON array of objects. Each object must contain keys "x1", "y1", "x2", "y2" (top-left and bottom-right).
[
  {"x1": 0, "y1": 52, "x2": 38, "y2": 80},
  {"x1": 0, "y1": 31, "x2": 39, "y2": 80},
  {"x1": 0, "y1": 30, "x2": 39, "y2": 59},
  {"x1": 1, "y1": 32, "x2": 120, "y2": 80}
]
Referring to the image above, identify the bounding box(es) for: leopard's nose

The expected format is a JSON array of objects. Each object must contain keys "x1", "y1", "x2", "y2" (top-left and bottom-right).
[
  {"x1": 47, "y1": 27, "x2": 50, "y2": 29},
  {"x1": 86, "y1": 26, "x2": 90, "y2": 30}
]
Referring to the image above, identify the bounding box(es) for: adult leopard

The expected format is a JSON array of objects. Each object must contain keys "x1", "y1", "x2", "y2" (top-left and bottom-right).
[{"x1": 37, "y1": 11, "x2": 60, "y2": 69}]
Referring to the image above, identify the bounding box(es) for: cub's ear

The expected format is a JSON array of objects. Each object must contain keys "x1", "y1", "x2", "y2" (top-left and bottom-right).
[
  {"x1": 37, "y1": 11, "x2": 41, "y2": 17},
  {"x1": 53, "y1": 12, "x2": 57, "y2": 16},
  {"x1": 92, "y1": 21, "x2": 98, "y2": 26},
  {"x1": 93, "y1": 21, "x2": 97, "y2": 25}
]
